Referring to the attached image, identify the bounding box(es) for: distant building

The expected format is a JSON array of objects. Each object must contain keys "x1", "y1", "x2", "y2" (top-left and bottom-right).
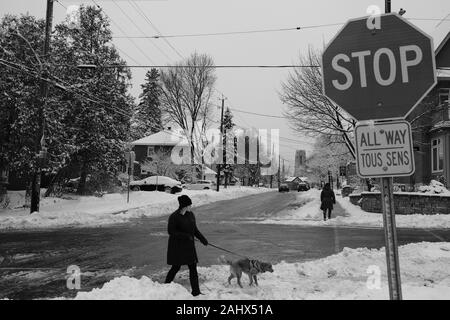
[{"x1": 294, "y1": 150, "x2": 306, "y2": 176}]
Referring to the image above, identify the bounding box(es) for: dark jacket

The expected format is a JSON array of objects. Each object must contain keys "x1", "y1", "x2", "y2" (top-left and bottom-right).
[
  {"x1": 167, "y1": 209, "x2": 208, "y2": 266},
  {"x1": 320, "y1": 189, "x2": 336, "y2": 210}
]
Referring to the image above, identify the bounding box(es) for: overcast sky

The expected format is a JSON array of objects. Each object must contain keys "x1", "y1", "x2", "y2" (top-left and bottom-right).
[{"x1": 2, "y1": 0, "x2": 450, "y2": 170}]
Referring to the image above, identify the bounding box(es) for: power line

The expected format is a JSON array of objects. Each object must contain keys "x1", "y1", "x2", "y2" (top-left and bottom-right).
[
  {"x1": 55, "y1": 64, "x2": 320, "y2": 68},
  {"x1": 111, "y1": 0, "x2": 171, "y2": 62},
  {"x1": 128, "y1": 0, "x2": 184, "y2": 60},
  {"x1": 206, "y1": 110, "x2": 314, "y2": 146},
  {"x1": 115, "y1": 46, "x2": 141, "y2": 65},
  {"x1": 54, "y1": 0, "x2": 67, "y2": 9},
  {"x1": 110, "y1": 18, "x2": 450, "y2": 41},
  {"x1": 90, "y1": 0, "x2": 155, "y2": 64},
  {"x1": 226, "y1": 106, "x2": 287, "y2": 119},
  {"x1": 112, "y1": 22, "x2": 344, "y2": 39}
]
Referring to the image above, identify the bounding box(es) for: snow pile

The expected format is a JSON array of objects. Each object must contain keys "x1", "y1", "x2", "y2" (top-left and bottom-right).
[
  {"x1": 418, "y1": 180, "x2": 450, "y2": 195},
  {"x1": 0, "y1": 187, "x2": 273, "y2": 230},
  {"x1": 70, "y1": 242, "x2": 450, "y2": 300}
]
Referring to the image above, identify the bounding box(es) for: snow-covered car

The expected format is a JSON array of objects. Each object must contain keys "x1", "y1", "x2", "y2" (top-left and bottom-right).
[
  {"x1": 297, "y1": 182, "x2": 310, "y2": 191},
  {"x1": 130, "y1": 176, "x2": 183, "y2": 193},
  {"x1": 183, "y1": 180, "x2": 215, "y2": 190},
  {"x1": 278, "y1": 184, "x2": 289, "y2": 192}
]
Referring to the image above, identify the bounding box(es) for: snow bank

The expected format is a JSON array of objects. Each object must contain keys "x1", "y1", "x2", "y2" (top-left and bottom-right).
[
  {"x1": 0, "y1": 187, "x2": 273, "y2": 230},
  {"x1": 70, "y1": 242, "x2": 450, "y2": 300}
]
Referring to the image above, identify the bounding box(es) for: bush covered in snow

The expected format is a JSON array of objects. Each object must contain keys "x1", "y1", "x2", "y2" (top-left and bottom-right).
[{"x1": 418, "y1": 180, "x2": 450, "y2": 195}]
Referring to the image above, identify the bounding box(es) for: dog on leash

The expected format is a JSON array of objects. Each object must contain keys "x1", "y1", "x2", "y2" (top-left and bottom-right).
[{"x1": 218, "y1": 255, "x2": 273, "y2": 288}]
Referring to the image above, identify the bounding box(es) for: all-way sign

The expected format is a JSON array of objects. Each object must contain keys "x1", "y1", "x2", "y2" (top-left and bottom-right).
[{"x1": 355, "y1": 120, "x2": 414, "y2": 178}]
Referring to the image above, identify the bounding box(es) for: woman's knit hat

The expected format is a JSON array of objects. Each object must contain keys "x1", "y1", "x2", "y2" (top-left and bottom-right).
[{"x1": 178, "y1": 195, "x2": 192, "y2": 208}]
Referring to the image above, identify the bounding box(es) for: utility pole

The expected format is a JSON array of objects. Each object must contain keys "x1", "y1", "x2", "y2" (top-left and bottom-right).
[
  {"x1": 216, "y1": 97, "x2": 225, "y2": 192},
  {"x1": 385, "y1": 0, "x2": 391, "y2": 14},
  {"x1": 30, "y1": 0, "x2": 53, "y2": 213},
  {"x1": 277, "y1": 153, "x2": 281, "y2": 189},
  {"x1": 270, "y1": 143, "x2": 274, "y2": 188}
]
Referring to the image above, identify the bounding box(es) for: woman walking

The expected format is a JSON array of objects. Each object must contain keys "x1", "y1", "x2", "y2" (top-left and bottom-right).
[
  {"x1": 320, "y1": 183, "x2": 336, "y2": 221},
  {"x1": 165, "y1": 195, "x2": 208, "y2": 296}
]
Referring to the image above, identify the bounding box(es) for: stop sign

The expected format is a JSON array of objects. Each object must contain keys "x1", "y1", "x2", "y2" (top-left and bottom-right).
[{"x1": 322, "y1": 13, "x2": 436, "y2": 121}]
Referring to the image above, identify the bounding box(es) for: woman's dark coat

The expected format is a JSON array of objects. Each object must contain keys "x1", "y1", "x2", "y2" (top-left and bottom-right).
[
  {"x1": 167, "y1": 209, "x2": 208, "y2": 266},
  {"x1": 320, "y1": 189, "x2": 336, "y2": 211}
]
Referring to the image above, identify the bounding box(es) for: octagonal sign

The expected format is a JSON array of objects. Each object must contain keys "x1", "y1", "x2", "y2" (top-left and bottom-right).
[{"x1": 322, "y1": 13, "x2": 436, "y2": 121}]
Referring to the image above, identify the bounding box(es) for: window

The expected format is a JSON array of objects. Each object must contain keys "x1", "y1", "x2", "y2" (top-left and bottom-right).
[
  {"x1": 147, "y1": 146, "x2": 154, "y2": 157},
  {"x1": 439, "y1": 88, "x2": 450, "y2": 106},
  {"x1": 438, "y1": 88, "x2": 450, "y2": 120},
  {"x1": 431, "y1": 138, "x2": 444, "y2": 172}
]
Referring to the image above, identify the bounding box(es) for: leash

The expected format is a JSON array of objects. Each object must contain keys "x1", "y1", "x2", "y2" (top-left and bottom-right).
[
  {"x1": 195, "y1": 239, "x2": 248, "y2": 259},
  {"x1": 208, "y1": 243, "x2": 249, "y2": 259}
]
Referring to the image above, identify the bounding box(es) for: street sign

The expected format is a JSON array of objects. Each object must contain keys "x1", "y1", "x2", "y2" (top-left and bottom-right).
[
  {"x1": 322, "y1": 13, "x2": 436, "y2": 121},
  {"x1": 355, "y1": 120, "x2": 414, "y2": 178}
]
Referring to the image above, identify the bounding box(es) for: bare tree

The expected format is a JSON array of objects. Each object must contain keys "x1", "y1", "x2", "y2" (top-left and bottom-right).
[
  {"x1": 280, "y1": 48, "x2": 356, "y2": 158},
  {"x1": 306, "y1": 135, "x2": 353, "y2": 184},
  {"x1": 141, "y1": 150, "x2": 191, "y2": 178},
  {"x1": 159, "y1": 53, "x2": 216, "y2": 165}
]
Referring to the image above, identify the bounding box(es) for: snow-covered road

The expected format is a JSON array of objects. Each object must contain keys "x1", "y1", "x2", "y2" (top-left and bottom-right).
[{"x1": 1, "y1": 190, "x2": 449, "y2": 300}]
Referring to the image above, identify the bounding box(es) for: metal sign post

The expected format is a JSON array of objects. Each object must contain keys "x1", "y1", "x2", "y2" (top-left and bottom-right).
[{"x1": 380, "y1": 176, "x2": 402, "y2": 299}]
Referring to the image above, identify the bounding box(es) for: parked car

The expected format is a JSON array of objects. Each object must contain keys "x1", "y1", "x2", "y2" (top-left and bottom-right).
[
  {"x1": 183, "y1": 180, "x2": 215, "y2": 190},
  {"x1": 297, "y1": 182, "x2": 310, "y2": 192},
  {"x1": 130, "y1": 176, "x2": 183, "y2": 193},
  {"x1": 341, "y1": 186, "x2": 354, "y2": 197},
  {"x1": 279, "y1": 183, "x2": 289, "y2": 192}
]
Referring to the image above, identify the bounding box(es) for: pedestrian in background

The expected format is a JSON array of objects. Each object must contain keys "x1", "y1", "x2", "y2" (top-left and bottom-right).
[
  {"x1": 165, "y1": 195, "x2": 208, "y2": 296},
  {"x1": 320, "y1": 183, "x2": 336, "y2": 221}
]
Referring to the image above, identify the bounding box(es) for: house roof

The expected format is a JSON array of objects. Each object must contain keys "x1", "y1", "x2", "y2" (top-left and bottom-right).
[
  {"x1": 131, "y1": 130, "x2": 188, "y2": 146},
  {"x1": 435, "y1": 31, "x2": 450, "y2": 56},
  {"x1": 203, "y1": 166, "x2": 216, "y2": 175}
]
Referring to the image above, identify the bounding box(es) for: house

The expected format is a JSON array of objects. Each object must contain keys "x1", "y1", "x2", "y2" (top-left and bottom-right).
[
  {"x1": 131, "y1": 128, "x2": 189, "y2": 177},
  {"x1": 132, "y1": 129, "x2": 243, "y2": 184},
  {"x1": 398, "y1": 32, "x2": 450, "y2": 188}
]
